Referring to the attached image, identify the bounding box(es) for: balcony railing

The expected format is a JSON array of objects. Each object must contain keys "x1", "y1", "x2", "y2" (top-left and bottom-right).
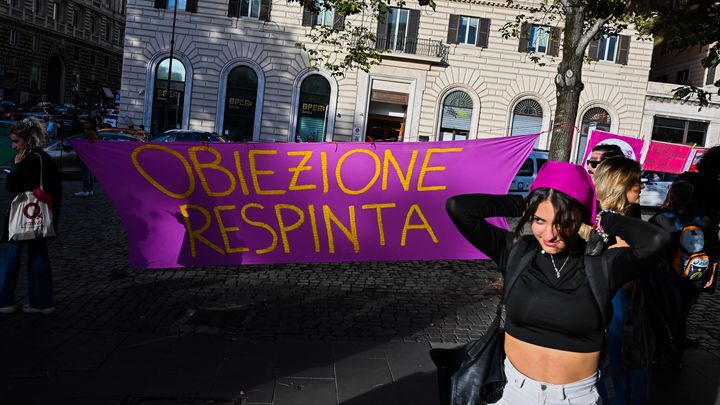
[{"x1": 375, "y1": 35, "x2": 448, "y2": 63}]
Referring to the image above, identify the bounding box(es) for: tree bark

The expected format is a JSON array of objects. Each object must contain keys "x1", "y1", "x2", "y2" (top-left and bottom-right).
[{"x1": 548, "y1": 4, "x2": 587, "y2": 162}]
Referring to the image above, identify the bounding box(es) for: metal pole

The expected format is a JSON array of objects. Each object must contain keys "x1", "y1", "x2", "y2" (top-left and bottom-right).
[{"x1": 164, "y1": 0, "x2": 179, "y2": 132}]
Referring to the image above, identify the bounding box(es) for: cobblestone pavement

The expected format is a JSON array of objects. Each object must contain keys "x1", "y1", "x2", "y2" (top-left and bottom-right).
[
  {"x1": 1, "y1": 179, "x2": 719, "y2": 404},
  {"x1": 0, "y1": 181, "x2": 717, "y2": 350},
  {"x1": 0, "y1": 181, "x2": 506, "y2": 345}
]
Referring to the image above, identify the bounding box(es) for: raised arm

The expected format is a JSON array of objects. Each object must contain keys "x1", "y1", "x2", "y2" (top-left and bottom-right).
[
  {"x1": 445, "y1": 194, "x2": 524, "y2": 269},
  {"x1": 600, "y1": 212, "x2": 671, "y2": 287}
]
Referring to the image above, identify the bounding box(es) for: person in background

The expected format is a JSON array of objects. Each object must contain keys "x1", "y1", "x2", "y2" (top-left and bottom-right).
[
  {"x1": 676, "y1": 145, "x2": 720, "y2": 294},
  {"x1": 592, "y1": 157, "x2": 648, "y2": 404},
  {"x1": 0, "y1": 118, "x2": 62, "y2": 314},
  {"x1": 650, "y1": 181, "x2": 718, "y2": 368},
  {"x1": 74, "y1": 125, "x2": 97, "y2": 197},
  {"x1": 46, "y1": 116, "x2": 58, "y2": 140},
  {"x1": 586, "y1": 144, "x2": 625, "y2": 176},
  {"x1": 446, "y1": 162, "x2": 668, "y2": 405}
]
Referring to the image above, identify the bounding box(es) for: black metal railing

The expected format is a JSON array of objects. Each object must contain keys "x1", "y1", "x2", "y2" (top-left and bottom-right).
[{"x1": 375, "y1": 35, "x2": 448, "y2": 61}]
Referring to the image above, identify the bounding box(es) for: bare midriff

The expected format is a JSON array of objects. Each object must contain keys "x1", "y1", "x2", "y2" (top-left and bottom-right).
[{"x1": 505, "y1": 332, "x2": 600, "y2": 384}]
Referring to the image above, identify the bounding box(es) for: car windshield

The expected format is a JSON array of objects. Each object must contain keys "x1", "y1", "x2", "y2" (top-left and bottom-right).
[
  {"x1": 517, "y1": 158, "x2": 534, "y2": 176},
  {"x1": 641, "y1": 171, "x2": 680, "y2": 182}
]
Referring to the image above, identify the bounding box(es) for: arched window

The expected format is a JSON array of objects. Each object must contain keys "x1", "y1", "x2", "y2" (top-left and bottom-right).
[
  {"x1": 223, "y1": 66, "x2": 258, "y2": 142},
  {"x1": 439, "y1": 90, "x2": 473, "y2": 141},
  {"x1": 151, "y1": 58, "x2": 186, "y2": 135},
  {"x1": 295, "y1": 75, "x2": 331, "y2": 142},
  {"x1": 510, "y1": 99, "x2": 543, "y2": 136},
  {"x1": 576, "y1": 107, "x2": 611, "y2": 163}
]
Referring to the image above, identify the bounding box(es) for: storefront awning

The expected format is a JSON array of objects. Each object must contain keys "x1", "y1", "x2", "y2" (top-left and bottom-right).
[{"x1": 102, "y1": 87, "x2": 115, "y2": 98}]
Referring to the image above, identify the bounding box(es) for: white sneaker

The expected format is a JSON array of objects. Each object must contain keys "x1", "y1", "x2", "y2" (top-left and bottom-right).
[
  {"x1": 74, "y1": 191, "x2": 88, "y2": 196},
  {"x1": 22, "y1": 304, "x2": 55, "y2": 314},
  {"x1": 0, "y1": 305, "x2": 16, "y2": 314}
]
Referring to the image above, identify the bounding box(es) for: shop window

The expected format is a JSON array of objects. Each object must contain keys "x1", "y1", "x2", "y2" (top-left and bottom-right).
[
  {"x1": 151, "y1": 58, "x2": 186, "y2": 135},
  {"x1": 222, "y1": 66, "x2": 258, "y2": 142},
  {"x1": 295, "y1": 75, "x2": 331, "y2": 142}
]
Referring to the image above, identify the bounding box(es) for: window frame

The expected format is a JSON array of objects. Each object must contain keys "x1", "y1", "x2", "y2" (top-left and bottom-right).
[
  {"x1": 9, "y1": 29, "x2": 18, "y2": 46},
  {"x1": 457, "y1": 16, "x2": 479, "y2": 45},
  {"x1": 30, "y1": 64, "x2": 41, "y2": 91},
  {"x1": 528, "y1": 24, "x2": 550, "y2": 54},
  {"x1": 597, "y1": 35, "x2": 618, "y2": 62},
  {"x1": 438, "y1": 90, "x2": 474, "y2": 141},
  {"x1": 651, "y1": 116, "x2": 708, "y2": 146}
]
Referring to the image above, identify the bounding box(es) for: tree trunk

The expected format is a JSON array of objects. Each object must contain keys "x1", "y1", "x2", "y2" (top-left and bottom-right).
[{"x1": 548, "y1": 4, "x2": 587, "y2": 162}]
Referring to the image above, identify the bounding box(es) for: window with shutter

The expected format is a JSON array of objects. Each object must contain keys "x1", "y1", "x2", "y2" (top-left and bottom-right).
[
  {"x1": 594, "y1": 35, "x2": 618, "y2": 62},
  {"x1": 439, "y1": 91, "x2": 473, "y2": 141},
  {"x1": 510, "y1": 99, "x2": 543, "y2": 136},
  {"x1": 447, "y1": 14, "x2": 459, "y2": 45},
  {"x1": 616, "y1": 35, "x2": 630, "y2": 65},
  {"x1": 476, "y1": 18, "x2": 490, "y2": 48},
  {"x1": 528, "y1": 25, "x2": 549, "y2": 53},
  {"x1": 707, "y1": 65, "x2": 717, "y2": 86},
  {"x1": 304, "y1": 0, "x2": 334, "y2": 27},
  {"x1": 227, "y1": 0, "x2": 239, "y2": 17}
]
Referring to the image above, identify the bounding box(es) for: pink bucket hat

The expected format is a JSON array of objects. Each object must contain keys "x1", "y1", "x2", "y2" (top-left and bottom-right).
[{"x1": 530, "y1": 161, "x2": 597, "y2": 223}]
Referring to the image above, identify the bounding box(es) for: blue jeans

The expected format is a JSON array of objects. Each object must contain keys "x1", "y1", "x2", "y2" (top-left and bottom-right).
[
  {"x1": 0, "y1": 239, "x2": 54, "y2": 309},
  {"x1": 81, "y1": 161, "x2": 94, "y2": 192}
]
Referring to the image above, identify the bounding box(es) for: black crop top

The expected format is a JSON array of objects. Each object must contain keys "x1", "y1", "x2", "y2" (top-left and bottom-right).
[{"x1": 446, "y1": 194, "x2": 669, "y2": 353}]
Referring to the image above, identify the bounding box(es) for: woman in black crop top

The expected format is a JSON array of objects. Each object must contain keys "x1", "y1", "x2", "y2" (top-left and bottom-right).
[{"x1": 445, "y1": 161, "x2": 669, "y2": 405}]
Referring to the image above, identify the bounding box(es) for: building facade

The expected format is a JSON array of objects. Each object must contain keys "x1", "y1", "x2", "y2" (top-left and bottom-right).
[
  {"x1": 121, "y1": 0, "x2": 656, "y2": 158},
  {"x1": 0, "y1": 0, "x2": 126, "y2": 107},
  {"x1": 641, "y1": 44, "x2": 720, "y2": 149}
]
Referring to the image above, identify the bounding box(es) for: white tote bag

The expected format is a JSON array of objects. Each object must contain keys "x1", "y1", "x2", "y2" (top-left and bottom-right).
[{"x1": 8, "y1": 154, "x2": 56, "y2": 241}]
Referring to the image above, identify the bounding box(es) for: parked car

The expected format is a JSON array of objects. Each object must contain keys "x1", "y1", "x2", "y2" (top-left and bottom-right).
[
  {"x1": 98, "y1": 127, "x2": 147, "y2": 141},
  {"x1": 639, "y1": 171, "x2": 679, "y2": 208},
  {"x1": 102, "y1": 114, "x2": 118, "y2": 128},
  {"x1": 0, "y1": 120, "x2": 17, "y2": 165},
  {"x1": 150, "y1": 130, "x2": 228, "y2": 143},
  {"x1": 508, "y1": 150, "x2": 549, "y2": 197},
  {"x1": 44, "y1": 132, "x2": 140, "y2": 177}
]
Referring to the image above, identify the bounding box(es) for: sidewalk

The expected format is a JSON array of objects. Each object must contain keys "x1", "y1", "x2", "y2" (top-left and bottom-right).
[{"x1": 0, "y1": 182, "x2": 719, "y2": 404}]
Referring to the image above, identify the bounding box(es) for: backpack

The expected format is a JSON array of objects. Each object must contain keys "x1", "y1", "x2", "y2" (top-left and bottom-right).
[{"x1": 673, "y1": 225, "x2": 710, "y2": 281}]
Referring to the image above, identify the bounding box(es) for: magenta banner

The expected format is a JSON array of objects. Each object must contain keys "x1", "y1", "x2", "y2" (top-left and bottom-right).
[
  {"x1": 72, "y1": 135, "x2": 537, "y2": 268},
  {"x1": 643, "y1": 141, "x2": 693, "y2": 174},
  {"x1": 582, "y1": 130, "x2": 645, "y2": 163}
]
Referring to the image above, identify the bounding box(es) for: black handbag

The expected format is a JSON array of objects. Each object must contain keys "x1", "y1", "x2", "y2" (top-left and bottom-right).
[
  {"x1": 429, "y1": 238, "x2": 540, "y2": 405},
  {"x1": 429, "y1": 304, "x2": 506, "y2": 405}
]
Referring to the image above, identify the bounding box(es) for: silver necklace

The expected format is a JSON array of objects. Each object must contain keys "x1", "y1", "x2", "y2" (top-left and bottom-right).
[{"x1": 549, "y1": 252, "x2": 571, "y2": 278}]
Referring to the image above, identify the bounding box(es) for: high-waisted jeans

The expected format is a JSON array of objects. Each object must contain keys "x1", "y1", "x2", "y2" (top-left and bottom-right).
[{"x1": 496, "y1": 358, "x2": 601, "y2": 405}]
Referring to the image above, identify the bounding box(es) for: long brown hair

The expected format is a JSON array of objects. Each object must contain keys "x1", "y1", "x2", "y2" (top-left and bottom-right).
[{"x1": 514, "y1": 188, "x2": 588, "y2": 249}]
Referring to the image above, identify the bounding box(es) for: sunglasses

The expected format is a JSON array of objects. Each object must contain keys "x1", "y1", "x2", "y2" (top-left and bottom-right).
[{"x1": 586, "y1": 160, "x2": 602, "y2": 168}]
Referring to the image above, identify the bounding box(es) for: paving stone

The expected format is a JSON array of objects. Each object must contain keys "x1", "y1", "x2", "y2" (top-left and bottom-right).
[{"x1": 274, "y1": 377, "x2": 337, "y2": 405}]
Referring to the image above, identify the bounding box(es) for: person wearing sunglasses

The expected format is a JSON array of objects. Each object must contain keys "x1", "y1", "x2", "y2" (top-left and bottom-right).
[{"x1": 585, "y1": 144, "x2": 624, "y2": 176}]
